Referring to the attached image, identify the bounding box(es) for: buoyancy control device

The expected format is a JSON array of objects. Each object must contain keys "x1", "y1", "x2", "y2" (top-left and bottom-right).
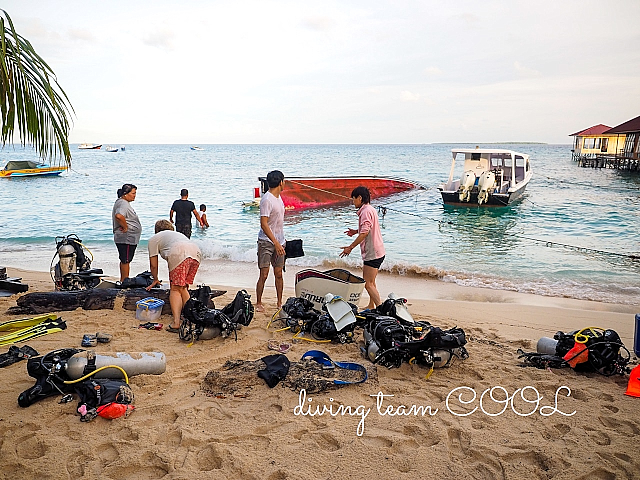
[
  {"x1": 180, "y1": 286, "x2": 254, "y2": 342},
  {"x1": 518, "y1": 327, "x2": 630, "y2": 376},
  {"x1": 51, "y1": 234, "x2": 104, "y2": 290},
  {"x1": 361, "y1": 313, "x2": 468, "y2": 369}
]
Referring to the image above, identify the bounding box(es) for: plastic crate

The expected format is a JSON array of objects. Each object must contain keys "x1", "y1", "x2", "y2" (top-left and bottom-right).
[{"x1": 136, "y1": 297, "x2": 165, "y2": 322}]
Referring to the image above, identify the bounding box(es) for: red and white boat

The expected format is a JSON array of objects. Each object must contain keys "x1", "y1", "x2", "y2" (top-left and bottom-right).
[{"x1": 246, "y1": 176, "x2": 425, "y2": 210}]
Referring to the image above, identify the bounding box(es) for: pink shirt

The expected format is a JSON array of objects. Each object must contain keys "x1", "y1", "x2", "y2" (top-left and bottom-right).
[{"x1": 357, "y1": 204, "x2": 385, "y2": 261}]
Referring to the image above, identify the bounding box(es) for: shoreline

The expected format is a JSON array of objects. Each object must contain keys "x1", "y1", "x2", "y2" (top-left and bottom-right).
[{"x1": 4, "y1": 263, "x2": 638, "y2": 347}]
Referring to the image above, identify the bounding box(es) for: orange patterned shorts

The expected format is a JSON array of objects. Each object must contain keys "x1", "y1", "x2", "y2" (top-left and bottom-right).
[{"x1": 169, "y1": 257, "x2": 200, "y2": 286}]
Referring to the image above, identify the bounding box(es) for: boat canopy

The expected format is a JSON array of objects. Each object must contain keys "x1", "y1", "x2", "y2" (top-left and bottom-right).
[{"x1": 3, "y1": 160, "x2": 40, "y2": 171}]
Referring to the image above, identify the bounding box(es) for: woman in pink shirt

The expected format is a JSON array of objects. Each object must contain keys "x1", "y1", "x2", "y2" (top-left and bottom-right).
[{"x1": 340, "y1": 186, "x2": 385, "y2": 309}]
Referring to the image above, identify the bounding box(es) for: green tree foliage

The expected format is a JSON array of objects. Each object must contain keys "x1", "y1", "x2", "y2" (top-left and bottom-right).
[{"x1": 0, "y1": 9, "x2": 73, "y2": 165}]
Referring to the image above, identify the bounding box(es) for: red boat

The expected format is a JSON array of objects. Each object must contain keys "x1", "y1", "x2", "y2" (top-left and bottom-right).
[{"x1": 249, "y1": 176, "x2": 425, "y2": 210}]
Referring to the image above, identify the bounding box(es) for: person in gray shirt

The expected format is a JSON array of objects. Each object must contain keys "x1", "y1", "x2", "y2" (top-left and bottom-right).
[{"x1": 112, "y1": 183, "x2": 142, "y2": 281}]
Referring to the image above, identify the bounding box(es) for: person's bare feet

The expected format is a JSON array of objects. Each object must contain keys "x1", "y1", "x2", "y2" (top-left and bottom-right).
[{"x1": 255, "y1": 303, "x2": 265, "y2": 313}]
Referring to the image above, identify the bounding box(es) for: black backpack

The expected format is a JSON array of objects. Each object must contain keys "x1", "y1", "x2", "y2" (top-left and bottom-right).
[
  {"x1": 18, "y1": 348, "x2": 83, "y2": 407},
  {"x1": 180, "y1": 287, "x2": 253, "y2": 342},
  {"x1": 220, "y1": 289, "x2": 254, "y2": 327}
]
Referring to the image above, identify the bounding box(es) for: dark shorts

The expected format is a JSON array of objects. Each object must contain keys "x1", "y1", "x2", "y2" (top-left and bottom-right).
[
  {"x1": 363, "y1": 255, "x2": 385, "y2": 269},
  {"x1": 175, "y1": 223, "x2": 192, "y2": 239},
  {"x1": 116, "y1": 243, "x2": 137, "y2": 264}
]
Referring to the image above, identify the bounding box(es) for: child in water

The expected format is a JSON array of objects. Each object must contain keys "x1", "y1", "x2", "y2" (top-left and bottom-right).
[{"x1": 198, "y1": 204, "x2": 209, "y2": 228}]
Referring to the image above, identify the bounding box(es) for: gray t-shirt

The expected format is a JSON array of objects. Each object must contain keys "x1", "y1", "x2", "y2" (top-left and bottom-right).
[{"x1": 112, "y1": 198, "x2": 142, "y2": 245}]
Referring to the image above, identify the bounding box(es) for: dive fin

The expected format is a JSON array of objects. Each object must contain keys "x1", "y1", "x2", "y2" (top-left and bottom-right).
[
  {"x1": 0, "y1": 319, "x2": 67, "y2": 346},
  {"x1": 0, "y1": 314, "x2": 59, "y2": 333}
]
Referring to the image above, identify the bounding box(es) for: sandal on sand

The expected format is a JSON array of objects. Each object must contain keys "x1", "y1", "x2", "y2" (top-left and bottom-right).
[
  {"x1": 96, "y1": 332, "x2": 112, "y2": 343},
  {"x1": 268, "y1": 339, "x2": 292, "y2": 354},
  {"x1": 81, "y1": 334, "x2": 97, "y2": 347},
  {"x1": 166, "y1": 326, "x2": 180, "y2": 333}
]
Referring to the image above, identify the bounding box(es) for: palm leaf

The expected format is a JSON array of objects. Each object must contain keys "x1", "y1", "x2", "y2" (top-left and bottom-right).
[{"x1": 0, "y1": 9, "x2": 74, "y2": 166}]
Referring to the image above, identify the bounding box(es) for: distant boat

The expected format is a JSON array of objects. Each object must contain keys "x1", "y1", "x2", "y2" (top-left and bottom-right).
[
  {"x1": 105, "y1": 146, "x2": 119, "y2": 152},
  {"x1": 190, "y1": 146, "x2": 204, "y2": 151},
  {"x1": 1, "y1": 160, "x2": 66, "y2": 178},
  {"x1": 248, "y1": 176, "x2": 426, "y2": 210},
  {"x1": 78, "y1": 143, "x2": 102, "y2": 150},
  {"x1": 438, "y1": 148, "x2": 533, "y2": 206},
  {"x1": 120, "y1": 145, "x2": 126, "y2": 151}
]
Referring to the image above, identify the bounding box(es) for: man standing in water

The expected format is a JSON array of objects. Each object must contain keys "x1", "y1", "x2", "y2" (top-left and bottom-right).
[
  {"x1": 170, "y1": 189, "x2": 203, "y2": 239},
  {"x1": 255, "y1": 170, "x2": 286, "y2": 312}
]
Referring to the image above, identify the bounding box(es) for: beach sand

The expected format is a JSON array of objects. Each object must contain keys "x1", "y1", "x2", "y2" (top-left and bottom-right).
[{"x1": 1, "y1": 265, "x2": 639, "y2": 480}]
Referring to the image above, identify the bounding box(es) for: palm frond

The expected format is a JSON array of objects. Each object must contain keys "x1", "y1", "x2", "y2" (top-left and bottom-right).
[{"x1": 0, "y1": 9, "x2": 74, "y2": 166}]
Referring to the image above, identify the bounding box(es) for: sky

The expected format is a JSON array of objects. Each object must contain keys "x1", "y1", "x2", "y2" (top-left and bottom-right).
[{"x1": 3, "y1": 0, "x2": 640, "y2": 144}]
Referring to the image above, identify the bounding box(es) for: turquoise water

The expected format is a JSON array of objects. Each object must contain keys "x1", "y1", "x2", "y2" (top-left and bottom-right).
[{"x1": 1, "y1": 144, "x2": 639, "y2": 305}]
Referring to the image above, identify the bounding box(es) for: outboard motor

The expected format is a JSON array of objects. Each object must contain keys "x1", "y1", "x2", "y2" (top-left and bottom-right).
[
  {"x1": 458, "y1": 171, "x2": 476, "y2": 202},
  {"x1": 477, "y1": 171, "x2": 496, "y2": 205},
  {"x1": 51, "y1": 234, "x2": 103, "y2": 291}
]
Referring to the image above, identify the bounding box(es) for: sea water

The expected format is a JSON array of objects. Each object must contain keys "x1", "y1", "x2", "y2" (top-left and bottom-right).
[{"x1": 0, "y1": 143, "x2": 638, "y2": 305}]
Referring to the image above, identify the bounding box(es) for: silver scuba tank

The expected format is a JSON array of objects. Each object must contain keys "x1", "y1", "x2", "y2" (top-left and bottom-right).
[
  {"x1": 65, "y1": 351, "x2": 166, "y2": 379},
  {"x1": 58, "y1": 244, "x2": 76, "y2": 276},
  {"x1": 536, "y1": 337, "x2": 559, "y2": 356}
]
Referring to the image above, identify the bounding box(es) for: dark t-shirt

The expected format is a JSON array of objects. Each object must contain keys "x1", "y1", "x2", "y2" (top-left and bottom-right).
[{"x1": 171, "y1": 199, "x2": 196, "y2": 225}]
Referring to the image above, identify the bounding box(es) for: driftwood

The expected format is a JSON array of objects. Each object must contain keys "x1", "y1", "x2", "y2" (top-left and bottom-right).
[{"x1": 7, "y1": 288, "x2": 226, "y2": 315}]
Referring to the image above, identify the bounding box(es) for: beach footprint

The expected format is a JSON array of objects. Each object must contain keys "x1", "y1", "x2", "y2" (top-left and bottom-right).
[{"x1": 196, "y1": 444, "x2": 224, "y2": 471}]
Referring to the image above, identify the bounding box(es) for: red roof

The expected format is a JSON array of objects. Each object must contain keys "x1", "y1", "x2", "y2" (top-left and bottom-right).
[
  {"x1": 604, "y1": 115, "x2": 640, "y2": 134},
  {"x1": 569, "y1": 124, "x2": 611, "y2": 137}
]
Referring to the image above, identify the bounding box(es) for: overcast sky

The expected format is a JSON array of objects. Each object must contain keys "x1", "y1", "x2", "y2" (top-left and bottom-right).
[{"x1": 4, "y1": 0, "x2": 640, "y2": 144}]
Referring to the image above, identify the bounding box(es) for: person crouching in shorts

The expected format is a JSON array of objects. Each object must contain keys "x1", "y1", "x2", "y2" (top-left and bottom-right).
[{"x1": 146, "y1": 220, "x2": 202, "y2": 332}]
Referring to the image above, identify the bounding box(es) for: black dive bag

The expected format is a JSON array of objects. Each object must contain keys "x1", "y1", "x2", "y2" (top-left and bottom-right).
[
  {"x1": 180, "y1": 286, "x2": 254, "y2": 342},
  {"x1": 18, "y1": 348, "x2": 83, "y2": 407},
  {"x1": 363, "y1": 315, "x2": 468, "y2": 369}
]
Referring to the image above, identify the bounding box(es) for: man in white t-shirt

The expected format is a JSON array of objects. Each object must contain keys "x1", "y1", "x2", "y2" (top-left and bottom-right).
[
  {"x1": 256, "y1": 170, "x2": 286, "y2": 312},
  {"x1": 146, "y1": 219, "x2": 202, "y2": 332}
]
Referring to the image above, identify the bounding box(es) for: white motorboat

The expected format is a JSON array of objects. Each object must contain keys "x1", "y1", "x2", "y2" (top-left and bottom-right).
[
  {"x1": 190, "y1": 146, "x2": 204, "y2": 151},
  {"x1": 105, "y1": 146, "x2": 119, "y2": 152},
  {"x1": 78, "y1": 143, "x2": 102, "y2": 150},
  {"x1": 438, "y1": 148, "x2": 532, "y2": 206}
]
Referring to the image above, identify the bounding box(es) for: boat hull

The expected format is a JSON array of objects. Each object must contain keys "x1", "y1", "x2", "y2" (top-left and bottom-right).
[
  {"x1": 439, "y1": 186, "x2": 526, "y2": 207},
  {"x1": 262, "y1": 176, "x2": 424, "y2": 209},
  {"x1": 0, "y1": 166, "x2": 66, "y2": 178}
]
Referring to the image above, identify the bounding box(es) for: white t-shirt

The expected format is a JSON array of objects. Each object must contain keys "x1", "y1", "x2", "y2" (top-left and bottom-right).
[
  {"x1": 257, "y1": 191, "x2": 285, "y2": 244},
  {"x1": 148, "y1": 230, "x2": 202, "y2": 272}
]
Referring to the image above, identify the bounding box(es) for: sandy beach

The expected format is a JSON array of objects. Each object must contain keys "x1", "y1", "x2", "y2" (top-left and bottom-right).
[{"x1": 1, "y1": 265, "x2": 639, "y2": 480}]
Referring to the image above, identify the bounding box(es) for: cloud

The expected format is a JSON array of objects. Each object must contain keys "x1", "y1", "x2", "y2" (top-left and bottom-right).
[
  {"x1": 451, "y1": 13, "x2": 480, "y2": 28},
  {"x1": 67, "y1": 28, "x2": 95, "y2": 43},
  {"x1": 142, "y1": 28, "x2": 174, "y2": 50},
  {"x1": 423, "y1": 66, "x2": 443, "y2": 76},
  {"x1": 514, "y1": 61, "x2": 541, "y2": 78},
  {"x1": 399, "y1": 90, "x2": 434, "y2": 105},
  {"x1": 301, "y1": 16, "x2": 335, "y2": 32}
]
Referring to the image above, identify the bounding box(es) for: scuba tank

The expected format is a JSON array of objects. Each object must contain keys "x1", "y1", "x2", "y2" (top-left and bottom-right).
[
  {"x1": 58, "y1": 244, "x2": 76, "y2": 276},
  {"x1": 65, "y1": 351, "x2": 166, "y2": 379},
  {"x1": 536, "y1": 337, "x2": 559, "y2": 356}
]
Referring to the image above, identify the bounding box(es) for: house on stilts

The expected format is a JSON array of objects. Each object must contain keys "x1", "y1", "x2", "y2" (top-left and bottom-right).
[{"x1": 570, "y1": 115, "x2": 640, "y2": 171}]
